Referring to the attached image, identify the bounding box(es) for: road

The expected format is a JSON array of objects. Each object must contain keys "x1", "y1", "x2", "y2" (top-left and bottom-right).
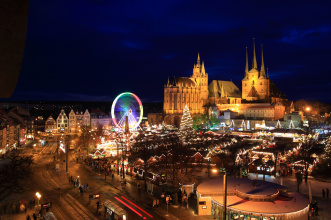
[{"x1": 2, "y1": 140, "x2": 166, "y2": 220}]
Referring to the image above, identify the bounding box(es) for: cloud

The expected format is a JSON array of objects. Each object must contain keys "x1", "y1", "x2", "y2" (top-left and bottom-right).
[{"x1": 280, "y1": 26, "x2": 331, "y2": 44}]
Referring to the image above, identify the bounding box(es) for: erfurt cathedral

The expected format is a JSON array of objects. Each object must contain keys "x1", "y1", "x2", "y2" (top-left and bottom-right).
[{"x1": 163, "y1": 39, "x2": 292, "y2": 127}]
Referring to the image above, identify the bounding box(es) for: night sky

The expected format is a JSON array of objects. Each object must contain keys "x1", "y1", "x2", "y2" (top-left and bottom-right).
[{"x1": 3, "y1": 1, "x2": 331, "y2": 103}]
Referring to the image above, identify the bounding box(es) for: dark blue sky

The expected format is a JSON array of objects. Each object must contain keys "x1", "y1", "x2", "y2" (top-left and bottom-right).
[{"x1": 4, "y1": 0, "x2": 331, "y2": 103}]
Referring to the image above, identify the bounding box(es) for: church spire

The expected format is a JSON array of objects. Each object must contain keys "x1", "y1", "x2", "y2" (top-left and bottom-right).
[
  {"x1": 197, "y1": 53, "x2": 200, "y2": 64},
  {"x1": 260, "y1": 44, "x2": 266, "y2": 78},
  {"x1": 201, "y1": 61, "x2": 205, "y2": 76},
  {"x1": 252, "y1": 38, "x2": 257, "y2": 69},
  {"x1": 245, "y1": 47, "x2": 249, "y2": 77}
]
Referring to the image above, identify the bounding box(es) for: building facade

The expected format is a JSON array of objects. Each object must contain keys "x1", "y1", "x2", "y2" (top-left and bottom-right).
[
  {"x1": 163, "y1": 54, "x2": 208, "y2": 127},
  {"x1": 68, "y1": 109, "x2": 91, "y2": 134},
  {"x1": 91, "y1": 113, "x2": 113, "y2": 133},
  {"x1": 45, "y1": 116, "x2": 56, "y2": 133},
  {"x1": 56, "y1": 109, "x2": 68, "y2": 133}
]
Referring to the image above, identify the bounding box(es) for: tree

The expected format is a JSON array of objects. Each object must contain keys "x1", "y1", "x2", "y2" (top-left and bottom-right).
[
  {"x1": 132, "y1": 141, "x2": 155, "y2": 191},
  {"x1": 77, "y1": 125, "x2": 96, "y2": 156},
  {"x1": 294, "y1": 99, "x2": 308, "y2": 112},
  {"x1": 179, "y1": 105, "x2": 196, "y2": 143},
  {"x1": 95, "y1": 123, "x2": 103, "y2": 137},
  {"x1": 209, "y1": 114, "x2": 219, "y2": 128},
  {"x1": 0, "y1": 150, "x2": 34, "y2": 200},
  {"x1": 324, "y1": 136, "x2": 331, "y2": 164},
  {"x1": 192, "y1": 113, "x2": 208, "y2": 130}
]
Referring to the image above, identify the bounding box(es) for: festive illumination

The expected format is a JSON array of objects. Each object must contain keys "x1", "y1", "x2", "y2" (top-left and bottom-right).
[
  {"x1": 241, "y1": 120, "x2": 245, "y2": 130},
  {"x1": 230, "y1": 120, "x2": 235, "y2": 128},
  {"x1": 289, "y1": 120, "x2": 295, "y2": 129},
  {"x1": 111, "y1": 92, "x2": 143, "y2": 130},
  {"x1": 247, "y1": 120, "x2": 250, "y2": 130},
  {"x1": 324, "y1": 136, "x2": 331, "y2": 162},
  {"x1": 179, "y1": 105, "x2": 196, "y2": 142},
  {"x1": 276, "y1": 120, "x2": 281, "y2": 128}
]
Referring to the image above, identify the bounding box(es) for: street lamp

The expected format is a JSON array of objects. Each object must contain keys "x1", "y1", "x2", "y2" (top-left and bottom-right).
[{"x1": 36, "y1": 192, "x2": 41, "y2": 205}]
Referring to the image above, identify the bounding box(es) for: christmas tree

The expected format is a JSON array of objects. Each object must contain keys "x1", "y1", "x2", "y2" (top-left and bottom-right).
[
  {"x1": 324, "y1": 136, "x2": 331, "y2": 163},
  {"x1": 179, "y1": 105, "x2": 196, "y2": 143}
]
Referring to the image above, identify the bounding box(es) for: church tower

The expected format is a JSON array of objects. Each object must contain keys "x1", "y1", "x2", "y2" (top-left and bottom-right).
[
  {"x1": 242, "y1": 39, "x2": 270, "y2": 101},
  {"x1": 190, "y1": 53, "x2": 208, "y2": 105}
]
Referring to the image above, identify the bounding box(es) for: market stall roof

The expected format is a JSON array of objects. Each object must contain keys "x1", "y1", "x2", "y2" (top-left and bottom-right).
[
  {"x1": 211, "y1": 192, "x2": 308, "y2": 214},
  {"x1": 272, "y1": 128, "x2": 307, "y2": 135},
  {"x1": 197, "y1": 178, "x2": 286, "y2": 196},
  {"x1": 197, "y1": 177, "x2": 308, "y2": 215}
]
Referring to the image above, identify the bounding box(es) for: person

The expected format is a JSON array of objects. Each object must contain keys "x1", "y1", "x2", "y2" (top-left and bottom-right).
[
  {"x1": 322, "y1": 189, "x2": 325, "y2": 198},
  {"x1": 32, "y1": 213, "x2": 37, "y2": 220},
  {"x1": 153, "y1": 199, "x2": 156, "y2": 208},
  {"x1": 156, "y1": 199, "x2": 159, "y2": 208},
  {"x1": 96, "y1": 201, "x2": 100, "y2": 213},
  {"x1": 315, "y1": 205, "x2": 319, "y2": 216},
  {"x1": 327, "y1": 188, "x2": 329, "y2": 199},
  {"x1": 26, "y1": 215, "x2": 31, "y2": 220},
  {"x1": 111, "y1": 210, "x2": 115, "y2": 220}
]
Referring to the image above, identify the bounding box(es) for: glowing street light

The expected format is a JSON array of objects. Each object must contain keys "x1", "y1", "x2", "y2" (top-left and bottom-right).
[
  {"x1": 306, "y1": 107, "x2": 310, "y2": 111},
  {"x1": 36, "y1": 192, "x2": 41, "y2": 205}
]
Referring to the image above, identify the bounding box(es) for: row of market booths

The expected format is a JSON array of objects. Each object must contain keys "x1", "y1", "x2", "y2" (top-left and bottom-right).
[
  {"x1": 88, "y1": 148, "x2": 211, "y2": 185},
  {"x1": 131, "y1": 150, "x2": 211, "y2": 185},
  {"x1": 235, "y1": 140, "x2": 320, "y2": 176}
]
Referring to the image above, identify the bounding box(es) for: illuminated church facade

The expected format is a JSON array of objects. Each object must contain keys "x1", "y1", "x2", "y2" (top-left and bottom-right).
[{"x1": 163, "y1": 40, "x2": 292, "y2": 127}]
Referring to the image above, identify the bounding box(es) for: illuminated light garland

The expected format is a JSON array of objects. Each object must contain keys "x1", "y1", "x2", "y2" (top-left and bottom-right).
[
  {"x1": 111, "y1": 92, "x2": 143, "y2": 130},
  {"x1": 209, "y1": 196, "x2": 309, "y2": 219},
  {"x1": 179, "y1": 105, "x2": 196, "y2": 142}
]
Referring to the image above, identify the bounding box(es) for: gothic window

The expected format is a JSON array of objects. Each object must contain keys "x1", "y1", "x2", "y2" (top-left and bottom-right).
[
  {"x1": 252, "y1": 80, "x2": 254, "y2": 85},
  {"x1": 245, "y1": 83, "x2": 247, "y2": 86},
  {"x1": 260, "y1": 82, "x2": 262, "y2": 85}
]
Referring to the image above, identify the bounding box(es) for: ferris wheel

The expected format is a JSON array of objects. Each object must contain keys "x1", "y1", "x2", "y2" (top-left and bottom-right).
[{"x1": 111, "y1": 92, "x2": 143, "y2": 130}]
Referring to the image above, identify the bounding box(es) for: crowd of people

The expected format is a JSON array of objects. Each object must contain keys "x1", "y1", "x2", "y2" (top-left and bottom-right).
[{"x1": 0, "y1": 199, "x2": 35, "y2": 217}]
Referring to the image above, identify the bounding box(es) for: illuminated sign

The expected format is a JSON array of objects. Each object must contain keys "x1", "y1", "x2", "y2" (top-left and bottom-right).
[
  {"x1": 89, "y1": 193, "x2": 100, "y2": 200},
  {"x1": 41, "y1": 202, "x2": 52, "y2": 209}
]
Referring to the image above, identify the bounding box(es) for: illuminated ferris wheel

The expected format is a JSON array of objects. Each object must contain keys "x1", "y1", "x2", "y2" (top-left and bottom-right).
[{"x1": 111, "y1": 92, "x2": 143, "y2": 130}]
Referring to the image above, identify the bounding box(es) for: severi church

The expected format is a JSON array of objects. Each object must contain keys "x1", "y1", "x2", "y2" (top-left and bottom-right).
[{"x1": 161, "y1": 39, "x2": 294, "y2": 127}]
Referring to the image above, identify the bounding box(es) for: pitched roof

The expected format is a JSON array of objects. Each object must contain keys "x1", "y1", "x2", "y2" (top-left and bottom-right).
[
  {"x1": 170, "y1": 77, "x2": 196, "y2": 87},
  {"x1": 247, "y1": 86, "x2": 259, "y2": 97},
  {"x1": 269, "y1": 80, "x2": 286, "y2": 98},
  {"x1": 208, "y1": 80, "x2": 241, "y2": 98}
]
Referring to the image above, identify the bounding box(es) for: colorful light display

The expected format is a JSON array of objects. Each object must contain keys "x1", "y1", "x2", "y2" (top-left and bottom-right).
[{"x1": 111, "y1": 92, "x2": 143, "y2": 130}]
